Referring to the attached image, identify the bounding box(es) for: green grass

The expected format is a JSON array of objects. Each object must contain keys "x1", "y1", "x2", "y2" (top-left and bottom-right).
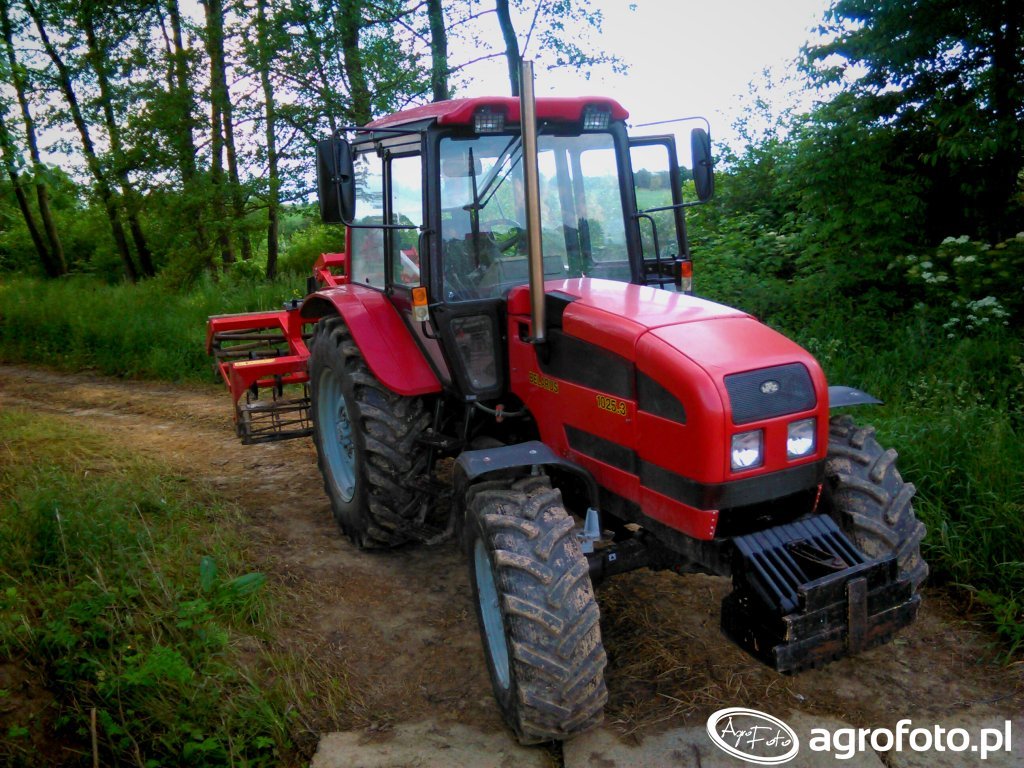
[
  {"x1": 0, "y1": 273, "x2": 306, "y2": 382},
  {"x1": 0, "y1": 409, "x2": 295, "y2": 766}
]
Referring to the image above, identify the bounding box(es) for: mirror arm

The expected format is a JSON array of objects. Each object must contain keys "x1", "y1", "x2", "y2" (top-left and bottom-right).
[{"x1": 638, "y1": 200, "x2": 709, "y2": 215}]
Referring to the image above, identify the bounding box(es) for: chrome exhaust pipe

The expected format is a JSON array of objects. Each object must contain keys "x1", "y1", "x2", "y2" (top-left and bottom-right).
[{"x1": 519, "y1": 60, "x2": 546, "y2": 343}]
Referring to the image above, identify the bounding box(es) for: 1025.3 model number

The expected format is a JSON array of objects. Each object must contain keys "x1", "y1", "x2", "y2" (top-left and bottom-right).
[{"x1": 596, "y1": 394, "x2": 627, "y2": 416}]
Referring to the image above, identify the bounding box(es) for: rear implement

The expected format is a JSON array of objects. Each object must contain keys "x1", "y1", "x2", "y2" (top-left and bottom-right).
[{"x1": 205, "y1": 253, "x2": 348, "y2": 443}]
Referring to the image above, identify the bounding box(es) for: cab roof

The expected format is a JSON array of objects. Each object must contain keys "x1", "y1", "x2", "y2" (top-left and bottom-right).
[{"x1": 365, "y1": 96, "x2": 629, "y2": 130}]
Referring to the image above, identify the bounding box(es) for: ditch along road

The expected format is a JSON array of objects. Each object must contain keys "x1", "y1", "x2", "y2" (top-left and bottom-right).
[{"x1": 1, "y1": 364, "x2": 1021, "y2": 763}]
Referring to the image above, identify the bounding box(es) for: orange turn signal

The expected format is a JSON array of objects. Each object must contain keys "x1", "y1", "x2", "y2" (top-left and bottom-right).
[{"x1": 412, "y1": 287, "x2": 429, "y2": 322}]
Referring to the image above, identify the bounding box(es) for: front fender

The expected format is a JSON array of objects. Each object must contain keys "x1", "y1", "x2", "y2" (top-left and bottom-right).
[
  {"x1": 301, "y1": 285, "x2": 441, "y2": 397},
  {"x1": 453, "y1": 441, "x2": 599, "y2": 514},
  {"x1": 828, "y1": 385, "x2": 882, "y2": 408}
]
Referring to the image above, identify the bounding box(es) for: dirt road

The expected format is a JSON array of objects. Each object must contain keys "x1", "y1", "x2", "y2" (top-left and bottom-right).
[{"x1": 1, "y1": 364, "x2": 1020, "y2": 758}]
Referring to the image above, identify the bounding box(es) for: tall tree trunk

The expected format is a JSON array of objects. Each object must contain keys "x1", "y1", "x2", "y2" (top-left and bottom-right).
[
  {"x1": 298, "y1": 9, "x2": 339, "y2": 135},
  {"x1": 164, "y1": 0, "x2": 212, "y2": 265},
  {"x1": 338, "y1": 0, "x2": 371, "y2": 124},
  {"x1": 1, "y1": 0, "x2": 64, "y2": 275},
  {"x1": 222, "y1": 97, "x2": 251, "y2": 262},
  {"x1": 256, "y1": 0, "x2": 280, "y2": 279},
  {"x1": 82, "y1": 13, "x2": 155, "y2": 277},
  {"x1": 205, "y1": 0, "x2": 250, "y2": 261},
  {"x1": 203, "y1": 0, "x2": 235, "y2": 267},
  {"x1": 25, "y1": 0, "x2": 138, "y2": 282},
  {"x1": 495, "y1": 0, "x2": 521, "y2": 97},
  {"x1": 167, "y1": 0, "x2": 199, "y2": 182},
  {"x1": 426, "y1": 0, "x2": 449, "y2": 102},
  {"x1": 0, "y1": 111, "x2": 59, "y2": 276}
]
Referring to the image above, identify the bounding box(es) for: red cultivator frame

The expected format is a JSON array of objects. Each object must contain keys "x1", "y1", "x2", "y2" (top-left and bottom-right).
[{"x1": 206, "y1": 252, "x2": 348, "y2": 443}]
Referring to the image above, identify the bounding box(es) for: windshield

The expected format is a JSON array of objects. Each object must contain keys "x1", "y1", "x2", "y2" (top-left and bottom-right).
[{"x1": 439, "y1": 132, "x2": 630, "y2": 301}]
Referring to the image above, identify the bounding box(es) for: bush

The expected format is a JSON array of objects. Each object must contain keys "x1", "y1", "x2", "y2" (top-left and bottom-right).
[
  {"x1": 277, "y1": 223, "x2": 346, "y2": 276},
  {"x1": 892, "y1": 233, "x2": 1024, "y2": 334}
]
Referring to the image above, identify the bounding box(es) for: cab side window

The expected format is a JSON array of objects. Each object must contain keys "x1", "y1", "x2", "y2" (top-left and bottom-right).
[
  {"x1": 350, "y1": 152, "x2": 386, "y2": 288},
  {"x1": 390, "y1": 154, "x2": 423, "y2": 287}
]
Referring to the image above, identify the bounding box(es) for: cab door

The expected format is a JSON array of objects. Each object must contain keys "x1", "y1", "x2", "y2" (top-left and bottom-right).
[
  {"x1": 628, "y1": 136, "x2": 688, "y2": 288},
  {"x1": 381, "y1": 148, "x2": 455, "y2": 389}
]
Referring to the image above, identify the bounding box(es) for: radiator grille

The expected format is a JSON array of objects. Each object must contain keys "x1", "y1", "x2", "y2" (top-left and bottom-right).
[{"x1": 725, "y1": 363, "x2": 815, "y2": 424}]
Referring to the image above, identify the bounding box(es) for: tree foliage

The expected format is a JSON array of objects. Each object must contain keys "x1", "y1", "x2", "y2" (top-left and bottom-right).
[
  {"x1": 0, "y1": 0, "x2": 627, "y2": 280},
  {"x1": 805, "y1": 0, "x2": 1024, "y2": 240}
]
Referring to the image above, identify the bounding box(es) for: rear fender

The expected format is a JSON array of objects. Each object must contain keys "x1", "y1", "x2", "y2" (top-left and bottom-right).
[{"x1": 301, "y1": 285, "x2": 441, "y2": 397}]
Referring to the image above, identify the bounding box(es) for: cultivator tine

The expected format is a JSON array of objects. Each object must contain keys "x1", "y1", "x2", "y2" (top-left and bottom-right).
[{"x1": 236, "y1": 384, "x2": 313, "y2": 444}]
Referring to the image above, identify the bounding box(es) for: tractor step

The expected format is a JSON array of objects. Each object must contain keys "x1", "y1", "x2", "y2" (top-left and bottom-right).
[{"x1": 722, "y1": 515, "x2": 919, "y2": 673}]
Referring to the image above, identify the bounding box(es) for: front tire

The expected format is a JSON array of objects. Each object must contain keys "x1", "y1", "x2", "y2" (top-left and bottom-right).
[
  {"x1": 824, "y1": 415, "x2": 928, "y2": 589},
  {"x1": 465, "y1": 476, "x2": 607, "y2": 744},
  {"x1": 309, "y1": 315, "x2": 432, "y2": 548}
]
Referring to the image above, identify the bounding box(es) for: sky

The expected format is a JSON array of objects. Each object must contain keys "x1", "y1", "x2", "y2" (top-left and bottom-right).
[{"x1": 449, "y1": 0, "x2": 835, "y2": 154}]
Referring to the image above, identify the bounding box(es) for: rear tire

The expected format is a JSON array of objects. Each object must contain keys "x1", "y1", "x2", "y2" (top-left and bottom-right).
[
  {"x1": 309, "y1": 315, "x2": 432, "y2": 548},
  {"x1": 824, "y1": 415, "x2": 928, "y2": 589},
  {"x1": 465, "y1": 476, "x2": 608, "y2": 744}
]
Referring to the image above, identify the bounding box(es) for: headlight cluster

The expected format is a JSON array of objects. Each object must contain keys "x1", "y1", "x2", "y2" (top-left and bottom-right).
[{"x1": 730, "y1": 418, "x2": 816, "y2": 471}]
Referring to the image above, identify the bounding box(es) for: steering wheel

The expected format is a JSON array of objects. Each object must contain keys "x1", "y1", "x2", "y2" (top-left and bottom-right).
[
  {"x1": 482, "y1": 217, "x2": 523, "y2": 230},
  {"x1": 482, "y1": 218, "x2": 526, "y2": 253}
]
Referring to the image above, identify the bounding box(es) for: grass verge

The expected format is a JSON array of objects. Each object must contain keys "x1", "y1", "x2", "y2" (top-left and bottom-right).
[
  {"x1": 0, "y1": 273, "x2": 304, "y2": 382},
  {"x1": 0, "y1": 408, "x2": 295, "y2": 766}
]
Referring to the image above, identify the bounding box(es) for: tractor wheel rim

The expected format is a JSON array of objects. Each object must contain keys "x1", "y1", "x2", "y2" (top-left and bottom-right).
[
  {"x1": 474, "y1": 538, "x2": 511, "y2": 691},
  {"x1": 318, "y1": 367, "x2": 356, "y2": 503}
]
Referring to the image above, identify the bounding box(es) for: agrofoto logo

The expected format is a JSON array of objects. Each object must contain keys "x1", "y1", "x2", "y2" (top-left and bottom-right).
[{"x1": 706, "y1": 707, "x2": 800, "y2": 765}]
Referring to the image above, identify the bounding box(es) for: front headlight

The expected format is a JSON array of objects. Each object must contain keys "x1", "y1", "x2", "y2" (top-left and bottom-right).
[
  {"x1": 787, "y1": 418, "x2": 817, "y2": 459},
  {"x1": 731, "y1": 430, "x2": 763, "y2": 471}
]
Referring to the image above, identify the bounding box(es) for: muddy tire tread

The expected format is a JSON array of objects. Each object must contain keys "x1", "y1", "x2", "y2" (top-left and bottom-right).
[
  {"x1": 310, "y1": 316, "x2": 431, "y2": 548},
  {"x1": 468, "y1": 476, "x2": 608, "y2": 743},
  {"x1": 825, "y1": 414, "x2": 928, "y2": 589}
]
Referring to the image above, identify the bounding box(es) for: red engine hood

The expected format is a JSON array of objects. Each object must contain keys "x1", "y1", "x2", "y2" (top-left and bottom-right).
[
  {"x1": 506, "y1": 278, "x2": 829, "y2": 522},
  {"x1": 510, "y1": 278, "x2": 813, "y2": 374}
]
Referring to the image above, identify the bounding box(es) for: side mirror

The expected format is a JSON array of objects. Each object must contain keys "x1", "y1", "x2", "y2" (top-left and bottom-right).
[
  {"x1": 316, "y1": 137, "x2": 355, "y2": 224},
  {"x1": 690, "y1": 127, "x2": 714, "y2": 202}
]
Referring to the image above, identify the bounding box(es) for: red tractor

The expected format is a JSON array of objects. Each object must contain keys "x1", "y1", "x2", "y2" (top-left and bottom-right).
[{"x1": 207, "y1": 64, "x2": 926, "y2": 744}]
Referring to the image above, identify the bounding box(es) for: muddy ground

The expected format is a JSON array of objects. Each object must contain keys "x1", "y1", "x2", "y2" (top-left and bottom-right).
[{"x1": 1, "y1": 364, "x2": 1020, "y2": 760}]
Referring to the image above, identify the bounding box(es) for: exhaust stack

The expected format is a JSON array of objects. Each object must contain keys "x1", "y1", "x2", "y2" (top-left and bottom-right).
[{"x1": 519, "y1": 60, "x2": 546, "y2": 343}]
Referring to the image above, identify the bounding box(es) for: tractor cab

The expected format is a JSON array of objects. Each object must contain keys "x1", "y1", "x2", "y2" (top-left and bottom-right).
[{"x1": 314, "y1": 95, "x2": 712, "y2": 402}]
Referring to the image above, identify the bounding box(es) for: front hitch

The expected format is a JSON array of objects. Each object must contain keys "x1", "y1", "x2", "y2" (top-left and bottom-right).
[{"x1": 721, "y1": 515, "x2": 920, "y2": 673}]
